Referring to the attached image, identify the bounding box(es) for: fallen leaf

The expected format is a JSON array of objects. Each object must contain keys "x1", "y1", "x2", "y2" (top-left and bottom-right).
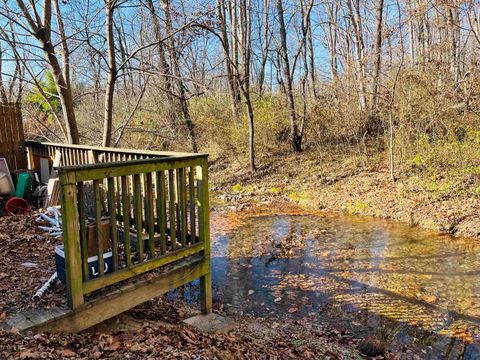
[
  {"x1": 19, "y1": 350, "x2": 41, "y2": 359},
  {"x1": 56, "y1": 349, "x2": 76, "y2": 357},
  {"x1": 423, "y1": 295, "x2": 437, "y2": 304}
]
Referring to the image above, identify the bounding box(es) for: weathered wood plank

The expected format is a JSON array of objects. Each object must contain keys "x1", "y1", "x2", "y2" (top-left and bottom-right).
[
  {"x1": 107, "y1": 177, "x2": 119, "y2": 271},
  {"x1": 24, "y1": 141, "x2": 202, "y2": 158},
  {"x1": 93, "y1": 179, "x2": 104, "y2": 277},
  {"x1": 145, "y1": 172, "x2": 155, "y2": 257},
  {"x1": 59, "y1": 172, "x2": 84, "y2": 309},
  {"x1": 133, "y1": 174, "x2": 144, "y2": 262},
  {"x1": 189, "y1": 167, "x2": 196, "y2": 244},
  {"x1": 168, "y1": 170, "x2": 176, "y2": 251},
  {"x1": 197, "y1": 159, "x2": 211, "y2": 314},
  {"x1": 178, "y1": 168, "x2": 187, "y2": 247},
  {"x1": 121, "y1": 176, "x2": 131, "y2": 267},
  {"x1": 77, "y1": 182, "x2": 89, "y2": 280},
  {"x1": 156, "y1": 171, "x2": 167, "y2": 255},
  {"x1": 83, "y1": 242, "x2": 205, "y2": 294},
  {"x1": 59, "y1": 157, "x2": 205, "y2": 182}
]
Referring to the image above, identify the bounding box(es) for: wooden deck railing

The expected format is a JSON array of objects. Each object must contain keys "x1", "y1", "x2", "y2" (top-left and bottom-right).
[{"x1": 27, "y1": 142, "x2": 211, "y2": 319}]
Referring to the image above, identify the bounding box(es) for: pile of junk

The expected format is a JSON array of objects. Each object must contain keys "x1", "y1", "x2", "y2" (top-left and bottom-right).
[
  {"x1": 1, "y1": 156, "x2": 67, "y2": 300},
  {"x1": 1, "y1": 155, "x2": 113, "y2": 300},
  {"x1": 0, "y1": 154, "x2": 62, "y2": 215}
]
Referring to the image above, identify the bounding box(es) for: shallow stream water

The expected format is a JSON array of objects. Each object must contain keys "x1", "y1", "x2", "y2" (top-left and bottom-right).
[{"x1": 209, "y1": 214, "x2": 480, "y2": 359}]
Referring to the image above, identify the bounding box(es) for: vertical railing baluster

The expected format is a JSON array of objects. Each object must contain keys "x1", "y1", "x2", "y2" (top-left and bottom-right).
[
  {"x1": 77, "y1": 182, "x2": 89, "y2": 280},
  {"x1": 156, "y1": 170, "x2": 167, "y2": 255},
  {"x1": 115, "y1": 155, "x2": 122, "y2": 217},
  {"x1": 189, "y1": 167, "x2": 196, "y2": 244},
  {"x1": 107, "y1": 177, "x2": 118, "y2": 271},
  {"x1": 93, "y1": 179, "x2": 104, "y2": 276},
  {"x1": 145, "y1": 173, "x2": 155, "y2": 257},
  {"x1": 133, "y1": 174, "x2": 144, "y2": 262},
  {"x1": 178, "y1": 168, "x2": 187, "y2": 247},
  {"x1": 121, "y1": 176, "x2": 131, "y2": 266},
  {"x1": 168, "y1": 169, "x2": 176, "y2": 251}
]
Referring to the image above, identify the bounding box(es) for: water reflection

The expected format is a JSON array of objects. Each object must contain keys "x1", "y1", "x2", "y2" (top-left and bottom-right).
[{"x1": 211, "y1": 214, "x2": 480, "y2": 358}]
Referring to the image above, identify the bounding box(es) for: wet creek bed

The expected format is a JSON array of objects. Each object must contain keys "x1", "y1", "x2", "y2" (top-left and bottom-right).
[{"x1": 206, "y1": 210, "x2": 480, "y2": 359}]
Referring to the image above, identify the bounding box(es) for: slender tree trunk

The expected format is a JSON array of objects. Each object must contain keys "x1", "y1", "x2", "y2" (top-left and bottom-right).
[
  {"x1": 145, "y1": 0, "x2": 177, "y2": 127},
  {"x1": 307, "y1": 22, "x2": 317, "y2": 98},
  {"x1": 277, "y1": 0, "x2": 301, "y2": 152},
  {"x1": 371, "y1": 0, "x2": 384, "y2": 109},
  {"x1": 217, "y1": 0, "x2": 241, "y2": 118},
  {"x1": 347, "y1": 0, "x2": 368, "y2": 111},
  {"x1": 327, "y1": 3, "x2": 339, "y2": 80},
  {"x1": 15, "y1": 0, "x2": 80, "y2": 143},
  {"x1": 447, "y1": 5, "x2": 459, "y2": 87},
  {"x1": 257, "y1": 0, "x2": 270, "y2": 96},
  {"x1": 160, "y1": 0, "x2": 198, "y2": 152},
  {"x1": 103, "y1": 0, "x2": 117, "y2": 147},
  {"x1": 238, "y1": 0, "x2": 255, "y2": 170}
]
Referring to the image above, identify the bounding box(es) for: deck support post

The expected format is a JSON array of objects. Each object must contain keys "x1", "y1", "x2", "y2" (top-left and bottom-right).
[
  {"x1": 59, "y1": 171, "x2": 84, "y2": 309},
  {"x1": 197, "y1": 159, "x2": 212, "y2": 314}
]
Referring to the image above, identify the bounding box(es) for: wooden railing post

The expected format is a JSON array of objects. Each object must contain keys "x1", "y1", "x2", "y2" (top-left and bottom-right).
[
  {"x1": 59, "y1": 171, "x2": 84, "y2": 309},
  {"x1": 197, "y1": 157, "x2": 211, "y2": 314}
]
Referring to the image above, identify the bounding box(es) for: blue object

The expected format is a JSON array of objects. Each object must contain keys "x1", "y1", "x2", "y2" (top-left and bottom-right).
[{"x1": 55, "y1": 245, "x2": 112, "y2": 284}]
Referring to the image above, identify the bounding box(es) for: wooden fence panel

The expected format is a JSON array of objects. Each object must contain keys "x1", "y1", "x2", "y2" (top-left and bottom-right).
[{"x1": 0, "y1": 104, "x2": 27, "y2": 170}]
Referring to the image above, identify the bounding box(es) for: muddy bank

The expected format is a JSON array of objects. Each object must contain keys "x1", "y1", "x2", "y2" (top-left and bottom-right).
[{"x1": 210, "y1": 150, "x2": 480, "y2": 239}]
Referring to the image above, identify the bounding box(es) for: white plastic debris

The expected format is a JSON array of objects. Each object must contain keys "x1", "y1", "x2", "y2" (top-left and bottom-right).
[
  {"x1": 36, "y1": 206, "x2": 62, "y2": 238},
  {"x1": 32, "y1": 272, "x2": 58, "y2": 301}
]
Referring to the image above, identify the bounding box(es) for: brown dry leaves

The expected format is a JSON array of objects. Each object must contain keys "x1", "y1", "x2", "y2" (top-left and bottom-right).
[
  {"x1": 0, "y1": 214, "x2": 65, "y2": 313},
  {"x1": 0, "y1": 316, "x2": 348, "y2": 359}
]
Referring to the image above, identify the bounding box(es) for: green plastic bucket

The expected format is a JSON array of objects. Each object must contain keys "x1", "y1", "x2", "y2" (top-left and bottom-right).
[{"x1": 15, "y1": 172, "x2": 31, "y2": 198}]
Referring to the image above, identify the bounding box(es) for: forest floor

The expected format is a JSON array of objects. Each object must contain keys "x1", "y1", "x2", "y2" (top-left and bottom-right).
[
  {"x1": 210, "y1": 147, "x2": 480, "y2": 240},
  {"x1": 0, "y1": 214, "x2": 370, "y2": 360},
  {"x1": 1, "y1": 297, "x2": 366, "y2": 359}
]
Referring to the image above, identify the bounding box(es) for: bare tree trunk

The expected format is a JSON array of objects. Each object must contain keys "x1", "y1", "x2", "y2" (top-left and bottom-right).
[
  {"x1": 238, "y1": 0, "x2": 255, "y2": 170},
  {"x1": 371, "y1": 0, "x2": 384, "y2": 109},
  {"x1": 257, "y1": 0, "x2": 271, "y2": 96},
  {"x1": 307, "y1": 20, "x2": 317, "y2": 98},
  {"x1": 389, "y1": 0, "x2": 405, "y2": 183},
  {"x1": 326, "y1": 2, "x2": 339, "y2": 80},
  {"x1": 0, "y1": 45, "x2": 8, "y2": 104},
  {"x1": 277, "y1": 0, "x2": 302, "y2": 152},
  {"x1": 103, "y1": 0, "x2": 117, "y2": 147},
  {"x1": 347, "y1": 0, "x2": 368, "y2": 111},
  {"x1": 217, "y1": 0, "x2": 241, "y2": 118},
  {"x1": 447, "y1": 5, "x2": 459, "y2": 87},
  {"x1": 145, "y1": 0, "x2": 177, "y2": 128},
  {"x1": 160, "y1": 0, "x2": 198, "y2": 152},
  {"x1": 407, "y1": 0, "x2": 415, "y2": 66},
  {"x1": 228, "y1": 0, "x2": 242, "y2": 112},
  {"x1": 16, "y1": 0, "x2": 80, "y2": 144}
]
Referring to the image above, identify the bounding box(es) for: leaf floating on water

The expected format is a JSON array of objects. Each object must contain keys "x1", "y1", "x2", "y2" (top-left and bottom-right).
[{"x1": 422, "y1": 295, "x2": 437, "y2": 304}]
